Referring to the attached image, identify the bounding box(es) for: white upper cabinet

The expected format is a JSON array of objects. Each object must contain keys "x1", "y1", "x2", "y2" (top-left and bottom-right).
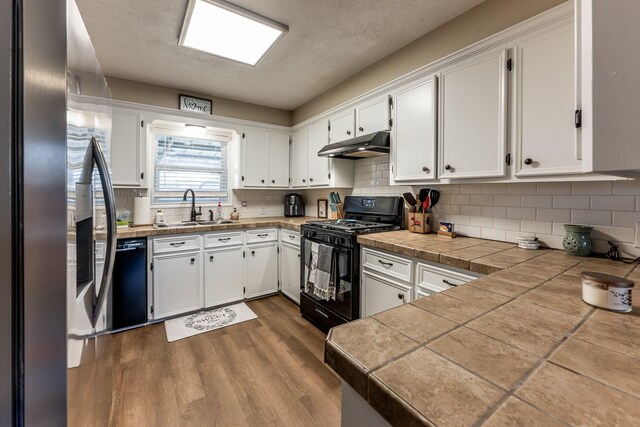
[
  {"x1": 514, "y1": 17, "x2": 580, "y2": 176},
  {"x1": 329, "y1": 109, "x2": 355, "y2": 144},
  {"x1": 438, "y1": 47, "x2": 508, "y2": 179},
  {"x1": 268, "y1": 132, "x2": 290, "y2": 188},
  {"x1": 242, "y1": 128, "x2": 290, "y2": 188},
  {"x1": 392, "y1": 75, "x2": 437, "y2": 182},
  {"x1": 291, "y1": 128, "x2": 309, "y2": 188},
  {"x1": 111, "y1": 107, "x2": 145, "y2": 187},
  {"x1": 242, "y1": 128, "x2": 269, "y2": 187},
  {"x1": 356, "y1": 95, "x2": 392, "y2": 136},
  {"x1": 577, "y1": 0, "x2": 640, "y2": 177},
  {"x1": 308, "y1": 120, "x2": 331, "y2": 186}
]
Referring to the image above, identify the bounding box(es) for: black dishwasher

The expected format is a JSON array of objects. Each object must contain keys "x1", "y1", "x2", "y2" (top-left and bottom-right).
[{"x1": 112, "y1": 238, "x2": 147, "y2": 331}]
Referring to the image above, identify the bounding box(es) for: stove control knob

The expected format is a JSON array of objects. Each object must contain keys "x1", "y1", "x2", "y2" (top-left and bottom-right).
[{"x1": 334, "y1": 237, "x2": 344, "y2": 245}]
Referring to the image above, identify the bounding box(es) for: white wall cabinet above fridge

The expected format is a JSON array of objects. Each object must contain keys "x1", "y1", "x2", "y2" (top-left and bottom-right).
[
  {"x1": 111, "y1": 107, "x2": 147, "y2": 187},
  {"x1": 291, "y1": 120, "x2": 354, "y2": 188},
  {"x1": 241, "y1": 128, "x2": 290, "y2": 188}
]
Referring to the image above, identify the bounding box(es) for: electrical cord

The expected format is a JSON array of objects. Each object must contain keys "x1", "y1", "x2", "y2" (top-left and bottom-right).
[{"x1": 603, "y1": 241, "x2": 640, "y2": 264}]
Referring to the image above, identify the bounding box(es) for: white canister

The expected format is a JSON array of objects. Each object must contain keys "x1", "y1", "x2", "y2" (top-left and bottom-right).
[
  {"x1": 155, "y1": 209, "x2": 165, "y2": 225},
  {"x1": 581, "y1": 271, "x2": 634, "y2": 313}
]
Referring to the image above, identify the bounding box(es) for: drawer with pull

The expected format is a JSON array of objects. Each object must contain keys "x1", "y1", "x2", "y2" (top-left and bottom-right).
[
  {"x1": 204, "y1": 231, "x2": 244, "y2": 248},
  {"x1": 246, "y1": 228, "x2": 278, "y2": 244},
  {"x1": 280, "y1": 229, "x2": 300, "y2": 246},
  {"x1": 415, "y1": 261, "x2": 479, "y2": 293},
  {"x1": 152, "y1": 235, "x2": 201, "y2": 254},
  {"x1": 362, "y1": 247, "x2": 413, "y2": 283}
]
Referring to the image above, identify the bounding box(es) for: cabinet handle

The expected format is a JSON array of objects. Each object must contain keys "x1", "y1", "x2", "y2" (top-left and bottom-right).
[
  {"x1": 314, "y1": 308, "x2": 329, "y2": 318},
  {"x1": 190, "y1": 258, "x2": 195, "y2": 264},
  {"x1": 272, "y1": 179, "x2": 275, "y2": 184},
  {"x1": 442, "y1": 279, "x2": 458, "y2": 287},
  {"x1": 346, "y1": 130, "x2": 351, "y2": 135},
  {"x1": 170, "y1": 242, "x2": 185, "y2": 247},
  {"x1": 140, "y1": 172, "x2": 144, "y2": 180},
  {"x1": 302, "y1": 179, "x2": 306, "y2": 183},
  {"x1": 261, "y1": 179, "x2": 265, "y2": 183},
  {"x1": 422, "y1": 166, "x2": 430, "y2": 173},
  {"x1": 397, "y1": 293, "x2": 404, "y2": 300},
  {"x1": 378, "y1": 260, "x2": 393, "y2": 268},
  {"x1": 358, "y1": 126, "x2": 364, "y2": 132},
  {"x1": 251, "y1": 250, "x2": 255, "y2": 256},
  {"x1": 298, "y1": 253, "x2": 301, "y2": 258},
  {"x1": 309, "y1": 178, "x2": 313, "y2": 182},
  {"x1": 218, "y1": 238, "x2": 231, "y2": 242},
  {"x1": 444, "y1": 164, "x2": 452, "y2": 171},
  {"x1": 288, "y1": 235, "x2": 296, "y2": 239},
  {"x1": 209, "y1": 255, "x2": 214, "y2": 262},
  {"x1": 524, "y1": 158, "x2": 533, "y2": 165},
  {"x1": 257, "y1": 234, "x2": 269, "y2": 238}
]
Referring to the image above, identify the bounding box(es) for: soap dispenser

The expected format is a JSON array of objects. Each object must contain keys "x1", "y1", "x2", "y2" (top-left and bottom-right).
[{"x1": 216, "y1": 201, "x2": 223, "y2": 220}]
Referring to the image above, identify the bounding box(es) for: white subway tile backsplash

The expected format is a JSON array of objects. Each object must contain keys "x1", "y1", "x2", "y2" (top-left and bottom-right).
[
  {"x1": 469, "y1": 216, "x2": 493, "y2": 228},
  {"x1": 613, "y1": 180, "x2": 640, "y2": 195},
  {"x1": 521, "y1": 195, "x2": 552, "y2": 208},
  {"x1": 450, "y1": 195, "x2": 470, "y2": 205},
  {"x1": 481, "y1": 228, "x2": 506, "y2": 241},
  {"x1": 571, "y1": 181, "x2": 613, "y2": 195},
  {"x1": 536, "y1": 208, "x2": 570, "y2": 223},
  {"x1": 591, "y1": 195, "x2": 636, "y2": 211},
  {"x1": 520, "y1": 220, "x2": 552, "y2": 234},
  {"x1": 507, "y1": 183, "x2": 537, "y2": 195},
  {"x1": 469, "y1": 195, "x2": 494, "y2": 206},
  {"x1": 493, "y1": 218, "x2": 520, "y2": 231},
  {"x1": 507, "y1": 207, "x2": 536, "y2": 220},
  {"x1": 456, "y1": 225, "x2": 482, "y2": 238},
  {"x1": 449, "y1": 215, "x2": 470, "y2": 226},
  {"x1": 552, "y1": 195, "x2": 590, "y2": 209},
  {"x1": 571, "y1": 209, "x2": 612, "y2": 226},
  {"x1": 535, "y1": 234, "x2": 565, "y2": 249},
  {"x1": 481, "y1": 206, "x2": 507, "y2": 218},
  {"x1": 460, "y1": 205, "x2": 482, "y2": 216},
  {"x1": 459, "y1": 184, "x2": 482, "y2": 194},
  {"x1": 591, "y1": 226, "x2": 635, "y2": 243},
  {"x1": 552, "y1": 222, "x2": 567, "y2": 236},
  {"x1": 537, "y1": 182, "x2": 571, "y2": 194},
  {"x1": 493, "y1": 195, "x2": 521, "y2": 207},
  {"x1": 612, "y1": 211, "x2": 640, "y2": 228},
  {"x1": 481, "y1": 184, "x2": 508, "y2": 195}
]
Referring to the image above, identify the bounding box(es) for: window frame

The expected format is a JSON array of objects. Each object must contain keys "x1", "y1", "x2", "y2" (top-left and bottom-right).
[{"x1": 150, "y1": 121, "x2": 233, "y2": 207}]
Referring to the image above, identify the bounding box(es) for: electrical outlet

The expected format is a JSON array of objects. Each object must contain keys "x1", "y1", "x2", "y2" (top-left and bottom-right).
[{"x1": 635, "y1": 222, "x2": 640, "y2": 248}]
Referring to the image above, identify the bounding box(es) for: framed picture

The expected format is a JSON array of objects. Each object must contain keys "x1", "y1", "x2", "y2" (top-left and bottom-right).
[
  {"x1": 179, "y1": 94, "x2": 212, "y2": 115},
  {"x1": 317, "y1": 199, "x2": 328, "y2": 218}
]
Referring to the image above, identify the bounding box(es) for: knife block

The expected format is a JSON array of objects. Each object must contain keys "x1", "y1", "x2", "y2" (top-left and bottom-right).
[{"x1": 408, "y1": 212, "x2": 431, "y2": 234}]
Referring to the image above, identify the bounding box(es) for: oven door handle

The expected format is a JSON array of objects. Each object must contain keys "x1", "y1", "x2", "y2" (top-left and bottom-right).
[{"x1": 314, "y1": 308, "x2": 329, "y2": 319}]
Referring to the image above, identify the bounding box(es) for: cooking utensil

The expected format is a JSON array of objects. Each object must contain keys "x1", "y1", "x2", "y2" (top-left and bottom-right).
[
  {"x1": 418, "y1": 188, "x2": 430, "y2": 213},
  {"x1": 402, "y1": 193, "x2": 417, "y2": 211},
  {"x1": 429, "y1": 190, "x2": 440, "y2": 208}
]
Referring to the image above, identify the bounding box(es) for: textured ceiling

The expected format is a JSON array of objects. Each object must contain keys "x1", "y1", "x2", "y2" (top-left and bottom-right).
[{"x1": 76, "y1": 0, "x2": 485, "y2": 110}]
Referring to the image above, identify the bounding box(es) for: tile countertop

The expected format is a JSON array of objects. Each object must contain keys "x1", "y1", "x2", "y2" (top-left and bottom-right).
[
  {"x1": 325, "y1": 230, "x2": 640, "y2": 426},
  {"x1": 106, "y1": 216, "x2": 313, "y2": 239}
]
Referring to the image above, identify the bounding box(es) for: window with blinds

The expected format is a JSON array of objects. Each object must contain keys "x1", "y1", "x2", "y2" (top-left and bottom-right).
[{"x1": 153, "y1": 131, "x2": 229, "y2": 204}]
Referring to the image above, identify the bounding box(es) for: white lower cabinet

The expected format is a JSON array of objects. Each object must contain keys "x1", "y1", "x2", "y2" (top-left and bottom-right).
[
  {"x1": 280, "y1": 243, "x2": 301, "y2": 304},
  {"x1": 152, "y1": 251, "x2": 202, "y2": 319},
  {"x1": 361, "y1": 247, "x2": 481, "y2": 315},
  {"x1": 245, "y1": 242, "x2": 279, "y2": 299},
  {"x1": 362, "y1": 270, "x2": 412, "y2": 317},
  {"x1": 204, "y1": 246, "x2": 245, "y2": 307}
]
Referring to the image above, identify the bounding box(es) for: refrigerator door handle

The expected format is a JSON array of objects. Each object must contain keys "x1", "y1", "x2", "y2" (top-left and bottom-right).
[{"x1": 91, "y1": 136, "x2": 116, "y2": 328}]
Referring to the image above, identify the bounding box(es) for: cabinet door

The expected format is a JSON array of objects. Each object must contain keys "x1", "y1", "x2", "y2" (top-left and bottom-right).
[
  {"x1": 243, "y1": 128, "x2": 268, "y2": 187},
  {"x1": 204, "y1": 246, "x2": 244, "y2": 307},
  {"x1": 280, "y1": 244, "x2": 301, "y2": 304},
  {"x1": 439, "y1": 48, "x2": 508, "y2": 179},
  {"x1": 514, "y1": 19, "x2": 580, "y2": 176},
  {"x1": 356, "y1": 95, "x2": 391, "y2": 136},
  {"x1": 268, "y1": 132, "x2": 290, "y2": 187},
  {"x1": 245, "y1": 242, "x2": 278, "y2": 299},
  {"x1": 153, "y1": 252, "x2": 202, "y2": 319},
  {"x1": 308, "y1": 120, "x2": 331, "y2": 186},
  {"x1": 361, "y1": 271, "x2": 411, "y2": 317},
  {"x1": 329, "y1": 109, "x2": 355, "y2": 144},
  {"x1": 392, "y1": 76, "x2": 437, "y2": 182},
  {"x1": 111, "y1": 109, "x2": 142, "y2": 187},
  {"x1": 291, "y1": 129, "x2": 309, "y2": 188}
]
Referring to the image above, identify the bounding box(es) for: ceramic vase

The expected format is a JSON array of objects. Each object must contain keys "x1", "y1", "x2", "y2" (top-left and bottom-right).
[{"x1": 562, "y1": 224, "x2": 593, "y2": 256}]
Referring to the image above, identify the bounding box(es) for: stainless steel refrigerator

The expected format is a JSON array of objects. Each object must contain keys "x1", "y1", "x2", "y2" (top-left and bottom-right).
[{"x1": 0, "y1": 0, "x2": 115, "y2": 425}]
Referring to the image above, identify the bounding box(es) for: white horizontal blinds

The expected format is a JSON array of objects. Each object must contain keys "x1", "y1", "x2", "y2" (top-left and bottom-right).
[{"x1": 154, "y1": 131, "x2": 229, "y2": 203}]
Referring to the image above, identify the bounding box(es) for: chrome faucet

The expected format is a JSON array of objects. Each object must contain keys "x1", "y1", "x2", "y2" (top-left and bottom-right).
[{"x1": 182, "y1": 188, "x2": 201, "y2": 221}]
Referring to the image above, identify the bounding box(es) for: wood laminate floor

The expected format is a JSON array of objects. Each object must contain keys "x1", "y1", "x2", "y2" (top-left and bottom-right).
[{"x1": 108, "y1": 295, "x2": 341, "y2": 426}]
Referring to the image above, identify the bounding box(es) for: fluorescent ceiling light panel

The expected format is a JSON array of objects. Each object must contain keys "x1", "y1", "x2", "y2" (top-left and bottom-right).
[{"x1": 179, "y1": 0, "x2": 288, "y2": 66}]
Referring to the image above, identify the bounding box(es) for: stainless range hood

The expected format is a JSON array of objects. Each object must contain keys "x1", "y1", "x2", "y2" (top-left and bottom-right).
[{"x1": 317, "y1": 131, "x2": 390, "y2": 159}]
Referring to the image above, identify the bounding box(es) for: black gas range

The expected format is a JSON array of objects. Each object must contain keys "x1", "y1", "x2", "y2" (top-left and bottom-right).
[{"x1": 299, "y1": 196, "x2": 404, "y2": 333}]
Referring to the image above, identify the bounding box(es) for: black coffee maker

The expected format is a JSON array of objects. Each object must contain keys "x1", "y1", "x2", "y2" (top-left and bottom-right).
[{"x1": 284, "y1": 193, "x2": 304, "y2": 217}]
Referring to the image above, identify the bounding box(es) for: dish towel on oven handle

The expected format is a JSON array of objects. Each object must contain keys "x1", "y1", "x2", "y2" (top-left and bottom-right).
[
  {"x1": 314, "y1": 243, "x2": 336, "y2": 301},
  {"x1": 304, "y1": 240, "x2": 319, "y2": 293}
]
